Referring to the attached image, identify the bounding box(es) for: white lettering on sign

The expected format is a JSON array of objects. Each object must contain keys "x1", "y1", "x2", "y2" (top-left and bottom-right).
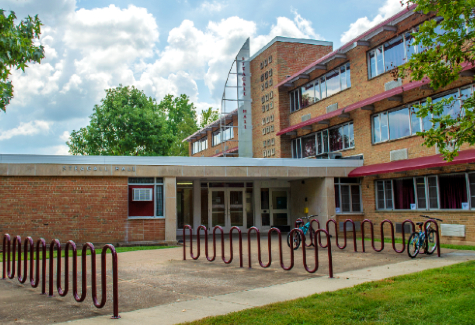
[{"x1": 62, "y1": 166, "x2": 135, "y2": 172}]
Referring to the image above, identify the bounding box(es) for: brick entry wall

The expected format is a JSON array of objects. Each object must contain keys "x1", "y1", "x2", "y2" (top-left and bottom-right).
[{"x1": 0, "y1": 176, "x2": 165, "y2": 245}]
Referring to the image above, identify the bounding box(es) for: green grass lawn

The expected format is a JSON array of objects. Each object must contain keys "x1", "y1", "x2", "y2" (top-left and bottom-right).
[
  {"x1": 0, "y1": 245, "x2": 177, "y2": 262},
  {"x1": 184, "y1": 261, "x2": 475, "y2": 325}
]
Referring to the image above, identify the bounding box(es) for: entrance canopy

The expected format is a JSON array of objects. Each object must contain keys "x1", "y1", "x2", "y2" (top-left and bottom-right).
[{"x1": 348, "y1": 149, "x2": 475, "y2": 177}]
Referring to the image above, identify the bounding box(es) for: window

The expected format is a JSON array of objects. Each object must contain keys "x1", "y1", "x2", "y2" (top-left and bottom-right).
[
  {"x1": 289, "y1": 63, "x2": 351, "y2": 112},
  {"x1": 128, "y1": 178, "x2": 164, "y2": 218},
  {"x1": 212, "y1": 123, "x2": 234, "y2": 147},
  {"x1": 372, "y1": 85, "x2": 473, "y2": 144},
  {"x1": 335, "y1": 178, "x2": 362, "y2": 213},
  {"x1": 368, "y1": 20, "x2": 445, "y2": 79},
  {"x1": 292, "y1": 122, "x2": 354, "y2": 159},
  {"x1": 376, "y1": 173, "x2": 473, "y2": 211},
  {"x1": 192, "y1": 137, "x2": 208, "y2": 154}
]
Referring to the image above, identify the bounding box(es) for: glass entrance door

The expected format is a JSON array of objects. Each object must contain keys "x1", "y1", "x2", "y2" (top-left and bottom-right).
[
  {"x1": 209, "y1": 188, "x2": 245, "y2": 230},
  {"x1": 271, "y1": 189, "x2": 289, "y2": 226}
]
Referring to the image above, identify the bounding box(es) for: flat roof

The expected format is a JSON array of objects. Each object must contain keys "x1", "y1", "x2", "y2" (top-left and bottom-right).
[
  {"x1": 0, "y1": 154, "x2": 363, "y2": 168},
  {"x1": 249, "y1": 36, "x2": 332, "y2": 61}
]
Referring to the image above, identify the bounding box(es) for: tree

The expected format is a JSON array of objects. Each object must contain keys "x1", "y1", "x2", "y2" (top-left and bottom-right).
[
  {"x1": 398, "y1": 0, "x2": 475, "y2": 161},
  {"x1": 67, "y1": 85, "x2": 172, "y2": 156},
  {"x1": 200, "y1": 107, "x2": 219, "y2": 128},
  {"x1": 0, "y1": 10, "x2": 45, "y2": 111},
  {"x1": 158, "y1": 94, "x2": 199, "y2": 156}
]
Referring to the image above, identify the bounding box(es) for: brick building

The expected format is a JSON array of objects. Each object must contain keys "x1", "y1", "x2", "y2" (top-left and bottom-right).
[{"x1": 186, "y1": 6, "x2": 475, "y2": 245}]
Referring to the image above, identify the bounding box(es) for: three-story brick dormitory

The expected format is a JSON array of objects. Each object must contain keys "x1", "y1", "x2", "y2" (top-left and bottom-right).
[{"x1": 185, "y1": 5, "x2": 475, "y2": 245}]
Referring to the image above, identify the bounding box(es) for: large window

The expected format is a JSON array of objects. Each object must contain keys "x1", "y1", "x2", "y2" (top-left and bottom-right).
[
  {"x1": 335, "y1": 178, "x2": 362, "y2": 213},
  {"x1": 192, "y1": 136, "x2": 208, "y2": 154},
  {"x1": 212, "y1": 122, "x2": 234, "y2": 146},
  {"x1": 291, "y1": 122, "x2": 354, "y2": 159},
  {"x1": 368, "y1": 20, "x2": 444, "y2": 79},
  {"x1": 290, "y1": 63, "x2": 351, "y2": 112},
  {"x1": 128, "y1": 178, "x2": 164, "y2": 218},
  {"x1": 372, "y1": 85, "x2": 473, "y2": 144},
  {"x1": 376, "y1": 173, "x2": 473, "y2": 211}
]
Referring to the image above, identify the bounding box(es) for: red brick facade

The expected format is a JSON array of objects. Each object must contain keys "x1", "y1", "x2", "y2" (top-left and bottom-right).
[{"x1": 0, "y1": 176, "x2": 165, "y2": 244}]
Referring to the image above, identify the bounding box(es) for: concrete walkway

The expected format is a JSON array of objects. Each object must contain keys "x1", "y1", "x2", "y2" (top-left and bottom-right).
[{"x1": 59, "y1": 250, "x2": 475, "y2": 325}]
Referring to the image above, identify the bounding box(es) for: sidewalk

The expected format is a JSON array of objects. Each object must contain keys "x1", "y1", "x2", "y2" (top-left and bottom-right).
[{"x1": 58, "y1": 250, "x2": 475, "y2": 325}]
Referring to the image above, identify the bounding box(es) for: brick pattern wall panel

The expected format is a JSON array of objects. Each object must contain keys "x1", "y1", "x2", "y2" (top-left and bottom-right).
[{"x1": 0, "y1": 176, "x2": 165, "y2": 244}]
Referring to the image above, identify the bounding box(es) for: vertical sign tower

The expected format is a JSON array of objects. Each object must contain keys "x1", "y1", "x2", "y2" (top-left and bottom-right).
[{"x1": 220, "y1": 38, "x2": 252, "y2": 157}]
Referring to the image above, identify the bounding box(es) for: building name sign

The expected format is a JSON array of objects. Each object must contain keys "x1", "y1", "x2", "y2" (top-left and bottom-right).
[{"x1": 62, "y1": 165, "x2": 136, "y2": 172}]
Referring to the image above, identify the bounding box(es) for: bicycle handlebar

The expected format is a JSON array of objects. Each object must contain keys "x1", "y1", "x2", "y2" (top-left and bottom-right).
[{"x1": 420, "y1": 215, "x2": 443, "y2": 222}]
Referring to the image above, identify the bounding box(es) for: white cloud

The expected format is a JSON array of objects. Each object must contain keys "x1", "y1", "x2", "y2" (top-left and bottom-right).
[
  {"x1": 60, "y1": 131, "x2": 70, "y2": 142},
  {"x1": 0, "y1": 120, "x2": 52, "y2": 141},
  {"x1": 199, "y1": 1, "x2": 227, "y2": 12},
  {"x1": 340, "y1": 0, "x2": 405, "y2": 44},
  {"x1": 53, "y1": 145, "x2": 70, "y2": 155}
]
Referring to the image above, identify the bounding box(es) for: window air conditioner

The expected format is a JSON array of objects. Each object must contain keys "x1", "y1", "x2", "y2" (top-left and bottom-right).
[
  {"x1": 133, "y1": 188, "x2": 153, "y2": 201},
  {"x1": 329, "y1": 152, "x2": 343, "y2": 159}
]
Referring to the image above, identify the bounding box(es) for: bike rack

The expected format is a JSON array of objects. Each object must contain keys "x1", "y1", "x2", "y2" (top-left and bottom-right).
[
  {"x1": 324, "y1": 219, "x2": 357, "y2": 252},
  {"x1": 183, "y1": 225, "x2": 334, "y2": 278},
  {"x1": 424, "y1": 219, "x2": 441, "y2": 257},
  {"x1": 361, "y1": 219, "x2": 415, "y2": 254},
  {"x1": 2, "y1": 234, "x2": 120, "y2": 319}
]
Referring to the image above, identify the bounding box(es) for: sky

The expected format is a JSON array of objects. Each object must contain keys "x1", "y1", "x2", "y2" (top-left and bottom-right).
[{"x1": 0, "y1": 0, "x2": 406, "y2": 155}]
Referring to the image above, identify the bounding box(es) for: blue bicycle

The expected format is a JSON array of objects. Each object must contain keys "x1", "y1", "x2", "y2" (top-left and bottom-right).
[
  {"x1": 287, "y1": 215, "x2": 318, "y2": 250},
  {"x1": 407, "y1": 215, "x2": 442, "y2": 258}
]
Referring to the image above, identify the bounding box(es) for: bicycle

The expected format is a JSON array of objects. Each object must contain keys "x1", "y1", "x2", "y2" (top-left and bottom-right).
[
  {"x1": 287, "y1": 215, "x2": 318, "y2": 250},
  {"x1": 407, "y1": 215, "x2": 442, "y2": 258}
]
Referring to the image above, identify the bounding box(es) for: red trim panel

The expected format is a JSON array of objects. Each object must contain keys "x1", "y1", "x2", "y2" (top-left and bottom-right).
[
  {"x1": 212, "y1": 146, "x2": 239, "y2": 157},
  {"x1": 348, "y1": 149, "x2": 475, "y2": 177}
]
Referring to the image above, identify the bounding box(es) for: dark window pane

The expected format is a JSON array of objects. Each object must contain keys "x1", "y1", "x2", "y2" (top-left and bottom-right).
[
  {"x1": 290, "y1": 92, "x2": 295, "y2": 112},
  {"x1": 335, "y1": 185, "x2": 340, "y2": 210},
  {"x1": 470, "y1": 174, "x2": 475, "y2": 208},
  {"x1": 302, "y1": 136, "x2": 316, "y2": 158},
  {"x1": 439, "y1": 174, "x2": 467, "y2": 209},
  {"x1": 351, "y1": 185, "x2": 361, "y2": 212},
  {"x1": 376, "y1": 181, "x2": 385, "y2": 209},
  {"x1": 348, "y1": 122, "x2": 354, "y2": 147},
  {"x1": 317, "y1": 132, "x2": 322, "y2": 154},
  {"x1": 329, "y1": 127, "x2": 343, "y2": 152},
  {"x1": 341, "y1": 185, "x2": 350, "y2": 212},
  {"x1": 393, "y1": 178, "x2": 415, "y2": 210},
  {"x1": 261, "y1": 188, "x2": 269, "y2": 209},
  {"x1": 428, "y1": 176, "x2": 438, "y2": 209},
  {"x1": 323, "y1": 130, "x2": 329, "y2": 153},
  {"x1": 129, "y1": 177, "x2": 154, "y2": 184},
  {"x1": 342, "y1": 124, "x2": 349, "y2": 148},
  {"x1": 389, "y1": 107, "x2": 410, "y2": 140},
  {"x1": 384, "y1": 36, "x2": 405, "y2": 70},
  {"x1": 416, "y1": 177, "x2": 426, "y2": 209},
  {"x1": 156, "y1": 185, "x2": 164, "y2": 216},
  {"x1": 385, "y1": 180, "x2": 393, "y2": 209}
]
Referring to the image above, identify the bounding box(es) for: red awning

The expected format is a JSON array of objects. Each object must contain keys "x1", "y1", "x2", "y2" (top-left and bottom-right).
[
  {"x1": 276, "y1": 107, "x2": 346, "y2": 136},
  {"x1": 348, "y1": 149, "x2": 475, "y2": 177}
]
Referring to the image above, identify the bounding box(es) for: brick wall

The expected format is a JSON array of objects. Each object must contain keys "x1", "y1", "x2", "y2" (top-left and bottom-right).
[
  {"x1": 251, "y1": 41, "x2": 333, "y2": 158},
  {"x1": 190, "y1": 113, "x2": 239, "y2": 157},
  {"x1": 0, "y1": 176, "x2": 165, "y2": 245}
]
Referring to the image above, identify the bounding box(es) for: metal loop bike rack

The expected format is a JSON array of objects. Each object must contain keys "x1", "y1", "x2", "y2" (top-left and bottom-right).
[
  {"x1": 361, "y1": 219, "x2": 415, "y2": 254},
  {"x1": 324, "y1": 219, "x2": 357, "y2": 252},
  {"x1": 183, "y1": 224, "x2": 334, "y2": 278},
  {"x1": 2, "y1": 234, "x2": 120, "y2": 319}
]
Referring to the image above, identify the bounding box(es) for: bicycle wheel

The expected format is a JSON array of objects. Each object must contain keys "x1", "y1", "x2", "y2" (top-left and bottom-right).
[
  {"x1": 425, "y1": 229, "x2": 437, "y2": 255},
  {"x1": 287, "y1": 232, "x2": 301, "y2": 250},
  {"x1": 407, "y1": 233, "x2": 420, "y2": 258}
]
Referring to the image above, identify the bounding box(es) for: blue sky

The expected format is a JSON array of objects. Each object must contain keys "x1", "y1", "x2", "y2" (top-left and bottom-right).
[{"x1": 0, "y1": 0, "x2": 405, "y2": 155}]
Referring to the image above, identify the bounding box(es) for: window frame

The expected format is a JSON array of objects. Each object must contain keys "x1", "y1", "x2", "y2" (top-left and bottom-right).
[
  {"x1": 193, "y1": 136, "x2": 208, "y2": 154},
  {"x1": 128, "y1": 177, "x2": 165, "y2": 219},
  {"x1": 289, "y1": 62, "x2": 351, "y2": 113},
  {"x1": 371, "y1": 84, "x2": 474, "y2": 144},
  {"x1": 335, "y1": 178, "x2": 363, "y2": 214},
  {"x1": 375, "y1": 172, "x2": 474, "y2": 211}
]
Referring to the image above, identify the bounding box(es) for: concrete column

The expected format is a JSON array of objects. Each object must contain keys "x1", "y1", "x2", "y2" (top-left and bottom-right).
[
  {"x1": 193, "y1": 180, "x2": 201, "y2": 232},
  {"x1": 164, "y1": 177, "x2": 177, "y2": 244}
]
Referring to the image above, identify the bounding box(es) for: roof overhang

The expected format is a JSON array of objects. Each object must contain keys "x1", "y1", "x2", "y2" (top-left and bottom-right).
[{"x1": 348, "y1": 149, "x2": 475, "y2": 177}]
